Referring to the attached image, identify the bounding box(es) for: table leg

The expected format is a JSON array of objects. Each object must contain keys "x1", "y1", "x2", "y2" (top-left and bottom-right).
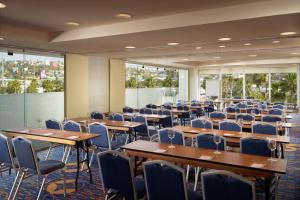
[
  {"x1": 265, "y1": 178, "x2": 271, "y2": 200},
  {"x1": 85, "y1": 140, "x2": 93, "y2": 184},
  {"x1": 75, "y1": 143, "x2": 80, "y2": 191}
]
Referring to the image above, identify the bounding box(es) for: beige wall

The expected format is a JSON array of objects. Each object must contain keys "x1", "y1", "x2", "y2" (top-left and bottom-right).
[
  {"x1": 109, "y1": 59, "x2": 125, "y2": 112},
  {"x1": 189, "y1": 68, "x2": 198, "y2": 100}
]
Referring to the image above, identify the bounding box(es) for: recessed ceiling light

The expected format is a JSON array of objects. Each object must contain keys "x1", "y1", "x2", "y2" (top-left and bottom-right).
[
  {"x1": 244, "y1": 43, "x2": 251, "y2": 46},
  {"x1": 0, "y1": 37, "x2": 4, "y2": 40},
  {"x1": 65, "y1": 22, "x2": 80, "y2": 27},
  {"x1": 182, "y1": 58, "x2": 189, "y2": 61},
  {"x1": 219, "y1": 45, "x2": 226, "y2": 48},
  {"x1": 125, "y1": 46, "x2": 136, "y2": 49},
  {"x1": 280, "y1": 32, "x2": 297, "y2": 36},
  {"x1": 213, "y1": 56, "x2": 221, "y2": 59},
  {"x1": 248, "y1": 54, "x2": 257, "y2": 57},
  {"x1": 115, "y1": 13, "x2": 132, "y2": 19},
  {"x1": 0, "y1": 3, "x2": 6, "y2": 8},
  {"x1": 290, "y1": 52, "x2": 299, "y2": 55},
  {"x1": 218, "y1": 37, "x2": 231, "y2": 41},
  {"x1": 272, "y1": 40, "x2": 280, "y2": 44},
  {"x1": 167, "y1": 42, "x2": 179, "y2": 46},
  {"x1": 195, "y1": 46, "x2": 202, "y2": 50}
]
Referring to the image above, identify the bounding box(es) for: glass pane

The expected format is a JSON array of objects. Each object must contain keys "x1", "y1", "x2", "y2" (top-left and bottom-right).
[
  {"x1": 0, "y1": 51, "x2": 25, "y2": 129},
  {"x1": 271, "y1": 73, "x2": 297, "y2": 103},
  {"x1": 222, "y1": 74, "x2": 243, "y2": 98},
  {"x1": 245, "y1": 73, "x2": 269, "y2": 101},
  {"x1": 199, "y1": 74, "x2": 219, "y2": 101}
]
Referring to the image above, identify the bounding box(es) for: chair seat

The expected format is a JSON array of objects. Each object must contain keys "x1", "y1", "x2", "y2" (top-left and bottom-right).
[
  {"x1": 111, "y1": 140, "x2": 124, "y2": 150},
  {"x1": 187, "y1": 189, "x2": 202, "y2": 200},
  {"x1": 134, "y1": 177, "x2": 146, "y2": 198},
  {"x1": 39, "y1": 160, "x2": 65, "y2": 175}
]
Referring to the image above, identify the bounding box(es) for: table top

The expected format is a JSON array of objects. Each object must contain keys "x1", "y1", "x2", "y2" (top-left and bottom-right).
[
  {"x1": 173, "y1": 125, "x2": 290, "y2": 143},
  {"x1": 70, "y1": 117, "x2": 144, "y2": 128},
  {"x1": 123, "y1": 113, "x2": 169, "y2": 119},
  {"x1": 2, "y1": 128, "x2": 98, "y2": 145},
  {"x1": 122, "y1": 140, "x2": 287, "y2": 175}
]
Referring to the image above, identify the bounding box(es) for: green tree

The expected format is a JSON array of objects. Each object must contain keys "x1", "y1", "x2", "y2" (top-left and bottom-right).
[
  {"x1": 6, "y1": 80, "x2": 22, "y2": 94},
  {"x1": 42, "y1": 80, "x2": 55, "y2": 92},
  {"x1": 125, "y1": 77, "x2": 137, "y2": 88},
  {"x1": 27, "y1": 79, "x2": 39, "y2": 93},
  {"x1": 54, "y1": 80, "x2": 64, "y2": 92},
  {"x1": 0, "y1": 85, "x2": 7, "y2": 94}
]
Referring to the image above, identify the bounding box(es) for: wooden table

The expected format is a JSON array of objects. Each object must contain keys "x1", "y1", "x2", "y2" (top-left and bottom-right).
[
  {"x1": 122, "y1": 113, "x2": 169, "y2": 120},
  {"x1": 70, "y1": 117, "x2": 144, "y2": 141},
  {"x1": 121, "y1": 140, "x2": 287, "y2": 200},
  {"x1": 2, "y1": 128, "x2": 98, "y2": 190}
]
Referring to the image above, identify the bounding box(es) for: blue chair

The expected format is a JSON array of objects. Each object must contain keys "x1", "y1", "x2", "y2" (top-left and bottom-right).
[
  {"x1": 63, "y1": 120, "x2": 82, "y2": 132},
  {"x1": 114, "y1": 113, "x2": 125, "y2": 121},
  {"x1": 143, "y1": 160, "x2": 201, "y2": 200},
  {"x1": 144, "y1": 108, "x2": 153, "y2": 114},
  {"x1": 139, "y1": 108, "x2": 146, "y2": 114},
  {"x1": 201, "y1": 170, "x2": 255, "y2": 200},
  {"x1": 97, "y1": 151, "x2": 146, "y2": 200},
  {"x1": 133, "y1": 116, "x2": 150, "y2": 139},
  {"x1": 268, "y1": 108, "x2": 283, "y2": 115},
  {"x1": 273, "y1": 105, "x2": 284, "y2": 110},
  {"x1": 90, "y1": 111, "x2": 105, "y2": 119},
  {"x1": 158, "y1": 129, "x2": 185, "y2": 145},
  {"x1": 226, "y1": 107, "x2": 240, "y2": 113},
  {"x1": 191, "y1": 119, "x2": 213, "y2": 129},
  {"x1": 164, "y1": 104, "x2": 172, "y2": 110},
  {"x1": 219, "y1": 121, "x2": 242, "y2": 132},
  {"x1": 159, "y1": 110, "x2": 174, "y2": 128},
  {"x1": 236, "y1": 103, "x2": 247, "y2": 109},
  {"x1": 196, "y1": 133, "x2": 226, "y2": 151},
  {"x1": 123, "y1": 106, "x2": 134, "y2": 113},
  {"x1": 260, "y1": 104, "x2": 267, "y2": 110},
  {"x1": 240, "y1": 137, "x2": 271, "y2": 157},
  {"x1": 262, "y1": 115, "x2": 282, "y2": 123},
  {"x1": 146, "y1": 104, "x2": 152, "y2": 108},
  {"x1": 233, "y1": 96, "x2": 242, "y2": 99},
  {"x1": 236, "y1": 114, "x2": 255, "y2": 121},
  {"x1": 177, "y1": 105, "x2": 184, "y2": 110},
  {"x1": 209, "y1": 112, "x2": 226, "y2": 119},
  {"x1": 45, "y1": 119, "x2": 62, "y2": 130},
  {"x1": 252, "y1": 122, "x2": 277, "y2": 135},
  {"x1": 11, "y1": 137, "x2": 66, "y2": 199},
  {"x1": 246, "y1": 108, "x2": 260, "y2": 115}
]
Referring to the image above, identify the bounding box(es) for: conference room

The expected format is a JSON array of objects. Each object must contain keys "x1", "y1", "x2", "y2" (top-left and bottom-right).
[{"x1": 0, "y1": 0, "x2": 299, "y2": 199}]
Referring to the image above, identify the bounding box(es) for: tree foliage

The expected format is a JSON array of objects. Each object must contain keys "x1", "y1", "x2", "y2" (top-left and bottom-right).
[
  {"x1": 27, "y1": 79, "x2": 39, "y2": 93},
  {"x1": 6, "y1": 80, "x2": 21, "y2": 94}
]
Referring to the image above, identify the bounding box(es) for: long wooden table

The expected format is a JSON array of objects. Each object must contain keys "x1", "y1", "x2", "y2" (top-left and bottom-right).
[
  {"x1": 122, "y1": 140, "x2": 287, "y2": 200},
  {"x1": 2, "y1": 128, "x2": 98, "y2": 190},
  {"x1": 70, "y1": 117, "x2": 144, "y2": 141}
]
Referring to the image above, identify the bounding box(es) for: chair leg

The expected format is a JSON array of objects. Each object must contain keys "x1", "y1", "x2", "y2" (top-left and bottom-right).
[
  {"x1": 45, "y1": 144, "x2": 54, "y2": 160},
  {"x1": 8, "y1": 171, "x2": 20, "y2": 200},
  {"x1": 12, "y1": 171, "x2": 25, "y2": 200},
  {"x1": 62, "y1": 170, "x2": 66, "y2": 197},
  {"x1": 37, "y1": 177, "x2": 46, "y2": 200},
  {"x1": 186, "y1": 165, "x2": 190, "y2": 182},
  {"x1": 194, "y1": 167, "x2": 200, "y2": 191}
]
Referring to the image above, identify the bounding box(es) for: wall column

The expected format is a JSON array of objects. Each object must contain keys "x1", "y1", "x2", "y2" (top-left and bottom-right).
[
  {"x1": 188, "y1": 68, "x2": 199, "y2": 100},
  {"x1": 297, "y1": 64, "x2": 300, "y2": 107}
]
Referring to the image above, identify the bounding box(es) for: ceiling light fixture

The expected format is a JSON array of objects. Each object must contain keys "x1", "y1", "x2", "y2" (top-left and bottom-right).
[
  {"x1": 280, "y1": 32, "x2": 297, "y2": 36},
  {"x1": 167, "y1": 42, "x2": 179, "y2": 46},
  {"x1": 65, "y1": 22, "x2": 80, "y2": 27},
  {"x1": 213, "y1": 56, "x2": 221, "y2": 59},
  {"x1": 248, "y1": 54, "x2": 257, "y2": 57},
  {"x1": 115, "y1": 13, "x2": 132, "y2": 19},
  {"x1": 0, "y1": 37, "x2": 4, "y2": 40},
  {"x1": 125, "y1": 46, "x2": 136, "y2": 49},
  {"x1": 290, "y1": 52, "x2": 299, "y2": 55},
  {"x1": 218, "y1": 37, "x2": 231, "y2": 41},
  {"x1": 0, "y1": 3, "x2": 6, "y2": 8},
  {"x1": 272, "y1": 40, "x2": 280, "y2": 44},
  {"x1": 195, "y1": 46, "x2": 202, "y2": 50},
  {"x1": 244, "y1": 43, "x2": 251, "y2": 46},
  {"x1": 182, "y1": 58, "x2": 189, "y2": 61},
  {"x1": 219, "y1": 45, "x2": 226, "y2": 48}
]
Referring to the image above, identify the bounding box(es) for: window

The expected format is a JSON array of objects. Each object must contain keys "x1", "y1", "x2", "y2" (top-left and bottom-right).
[
  {"x1": 222, "y1": 74, "x2": 243, "y2": 98},
  {"x1": 125, "y1": 63, "x2": 188, "y2": 108},
  {"x1": 199, "y1": 74, "x2": 219, "y2": 100},
  {"x1": 245, "y1": 73, "x2": 269, "y2": 101},
  {"x1": 271, "y1": 73, "x2": 297, "y2": 103},
  {"x1": 0, "y1": 50, "x2": 64, "y2": 130}
]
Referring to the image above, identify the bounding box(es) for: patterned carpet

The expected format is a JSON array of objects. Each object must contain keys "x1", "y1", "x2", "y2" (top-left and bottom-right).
[{"x1": 1, "y1": 116, "x2": 300, "y2": 200}]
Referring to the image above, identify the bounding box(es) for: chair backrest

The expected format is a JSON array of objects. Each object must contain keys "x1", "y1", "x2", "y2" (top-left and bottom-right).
[
  {"x1": 45, "y1": 119, "x2": 61, "y2": 130},
  {"x1": 164, "y1": 105, "x2": 172, "y2": 110},
  {"x1": 261, "y1": 115, "x2": 282, "y2": 122},
  {"x1": 177, "y1": 105, "x2": 183, "y2": 110},
  {"x1": 88, "y1": 123, "x2": 111, "y2": 149},
  {"x1": 90, "y1": 111, "x2": 104, "y2": 120},
  {"x1": 163, "y1": 110, "x2": 172, "y2": 116},
  {"x1": 139, "y1": 108, "x2": 146, "y2": 114},
  {"x1": 273, "y1": 105, "x2": 284, "y2": 110},
  {"x1": 196, "y1": 133, "x2": 226, "y2": 150},
  {"x1": 144, "y1": 108, "x2": 153, "y2": 114},
  {"x1": 201, "y1": 170, "x2": 255, "y2": 200},
  {"x1": 240, "y1": 137, "x2": 271, "y2": 157},
  {"x1": 143, "y1": 160, "x2": 188, "y2": 200},
  {"x1": 146, "y1": 104, "x2": 152, "y2": 108},
  {"x1": 158, "y1": 129, "x2": 185, "y2": 145},
  {"x1": 233, "y1": 96, "x2": 242, "y2": 99},
  {"x1": 226, "y1": 107, "x2": 237, "y2": 113},
  {"x1": 191, "y1": 119, "x2": 213, "y2": 129},
  {"x1": 12, "y1": 137, "x2": 39, "y2": 174},
  {"x1": 183, "y1": 105, "x2": 189, "y2": 111},
  {"x1": 151, "y1": 104, "x2": 157, "y2": 109},
  {"x1": 97, "y1": 151, "x2": 137, "y2": 200},
  {"x1": 252, "y1": 122, "x2": 277, "y2": 135},
  {"x1": 268, "y1": 108, "x2": 283, "y2": 115},
  {"x1": 63, "y1": 120, "x2": 81, "y2": 132},
  {"x1": 236, "y1": 103, "x2": 247, "y2": 108},
  {"x1": 236, "y1": 114, "x2": 255, "y2": 121},
  {"x1": 209, "y1": 112, "x2": 226, "y2": 119},
  {"x1": 219, "y1": 121, "x2": 242, "y2": 132},
  {"x1": 110, "y1": 113, "x2": 124, "y2": 121},
  {"x1": 133, "y1": 116, "x2": 149, "y2": 137},
  {"x1": 246, "y1": 108, "x2": 260, "y2": 115},
  {"x1": 260, "y1": 104, "x2": 267, "y2": 110},
  {"x1": 0, "y1": 133, "x2": 15, "y2": 168}
]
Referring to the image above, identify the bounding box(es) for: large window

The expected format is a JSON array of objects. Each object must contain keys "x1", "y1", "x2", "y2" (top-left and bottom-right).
[
  {"x1": 0, "y1": 50, "x2": 64, "y2": 130},
  {"x1": 271, "y1": 73, "x2": 297, "y2": 103},
  {"x1": 245, "y1": 73, "x2": 269, "y2": 101},
  {"x1": 125, "y1": 63, "x2": 188, "y2": 108},
  {"x1": 199, "y1": 74, "x2": 219, "y2": 100},
  {"x1": 222, "y1": 74, "x2": 243, "y2": 98}
]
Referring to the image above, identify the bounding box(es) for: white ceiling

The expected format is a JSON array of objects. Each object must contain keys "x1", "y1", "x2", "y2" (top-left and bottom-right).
[{"x1": 0, "y1": 0, "x2": 299, "y2": 68}]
